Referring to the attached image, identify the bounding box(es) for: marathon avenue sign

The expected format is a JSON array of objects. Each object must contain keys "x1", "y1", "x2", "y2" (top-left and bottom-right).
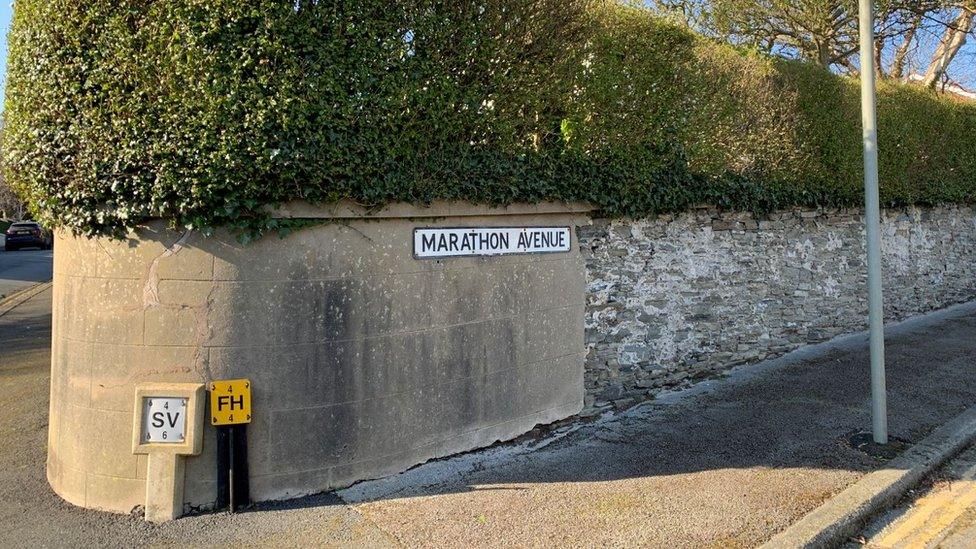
[{"x1": 414, "y1": 227, "x2": 571, "y2": 259}]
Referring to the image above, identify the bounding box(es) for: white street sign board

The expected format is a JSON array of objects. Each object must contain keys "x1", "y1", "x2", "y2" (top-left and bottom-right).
[
  {"x1": 140, "y1": 397, "x2": 188, "y2": 444},
  {"x1": 414, "y1": 227, "x2": 571, "y2": 259}
]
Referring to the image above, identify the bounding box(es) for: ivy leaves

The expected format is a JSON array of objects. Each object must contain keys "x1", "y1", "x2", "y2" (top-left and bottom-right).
[{"x1": 3, "y1": 1, "x2": 975, "y2": 240}]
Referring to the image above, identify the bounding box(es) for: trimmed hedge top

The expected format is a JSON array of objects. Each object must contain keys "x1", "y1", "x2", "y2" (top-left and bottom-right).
[{"x1": 5, "y1": 1, "x2": 976, "y2": 238}]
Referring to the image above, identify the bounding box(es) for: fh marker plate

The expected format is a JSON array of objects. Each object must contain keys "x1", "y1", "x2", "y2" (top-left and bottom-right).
[{"x1": 209, "y1": 379, "x2": 252, "y2": 426}]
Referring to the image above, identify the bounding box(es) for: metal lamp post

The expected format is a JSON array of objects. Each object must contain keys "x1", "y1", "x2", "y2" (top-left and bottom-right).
[{"x1": 857, "y1": 0, "x2": 888, "y2": 445}]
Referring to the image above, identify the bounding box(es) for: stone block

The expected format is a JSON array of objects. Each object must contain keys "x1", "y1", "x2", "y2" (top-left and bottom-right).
[
  {"x1": 87, "y1": 408, "x2": 139, "y2": 478},
  {"x1": 250, "y1": 467, "x2": 333, "y2": 503},
  {"x1": 86, "y1": 473, "x2": 144, "y2": 514},
  {"x1": 89, "y1": 344, "x2": 199, "y2": 412}
]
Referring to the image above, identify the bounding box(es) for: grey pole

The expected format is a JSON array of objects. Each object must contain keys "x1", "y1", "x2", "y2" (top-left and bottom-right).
[{"x1": 857, "y1": 0, "x2": 888, "y2": 444}]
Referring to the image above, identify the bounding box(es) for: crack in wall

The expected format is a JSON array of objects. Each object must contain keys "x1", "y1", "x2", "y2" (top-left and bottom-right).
[
  {"x1": 142, "y1": 230, "x2": 191, "y2": 309},
  {"x1": 193, "y1": 283, "x2": 218, "y2": 383}
]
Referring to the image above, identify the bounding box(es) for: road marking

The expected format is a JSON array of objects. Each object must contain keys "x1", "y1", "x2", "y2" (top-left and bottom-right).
[
  {"x1": 0, "y1": 281, "x2": 52, "y2": 318},
  {"x1": 871, "y1": 459, "x2": 976, "y2": 548}
]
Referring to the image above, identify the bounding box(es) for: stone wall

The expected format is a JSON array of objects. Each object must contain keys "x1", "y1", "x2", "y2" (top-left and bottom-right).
[{"x1": 581, "y1": 206, "x2": 976, "y2": 413}]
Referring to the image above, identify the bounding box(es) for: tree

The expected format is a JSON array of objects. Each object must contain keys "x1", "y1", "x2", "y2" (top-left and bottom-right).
[
  {"x1": 704, "y1": 0, "x2": 953, "y2": 74},
  {"x1": 0, "y1": 179, "x2": 27, "y2": 220},
  {"x1": 887, "y1": 9, "x2": 923, "y2": 79},
  {"x1": 653, "y1": 0, "x2": 975, "y2": 91},
  {"x1": 709, "y1": 0, "x2": 862, "y2": 70},
  {"x1": 922, "y1": 2, "x2": 976, "y2": 88},
  {"x1": 0, "y1": 124, "x2": 24, "y2": 220},
  {"x1": 647, "y1": 0, "x2": 715, "y2": 30}
]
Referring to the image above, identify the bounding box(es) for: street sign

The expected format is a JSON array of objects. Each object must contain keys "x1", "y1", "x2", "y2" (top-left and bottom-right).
[
  {"x1": 413, "y1": 227, "x2": 571, "y2": 259},
  {"x1": 209, "y1": 379, "x2": 252, "y2": 425},
  {"x1": 209, "y1": 379, "x2": 253, "y2": 512},
  {"x1": 141, "y1": 397, "x2": 187, "y2": 444}
]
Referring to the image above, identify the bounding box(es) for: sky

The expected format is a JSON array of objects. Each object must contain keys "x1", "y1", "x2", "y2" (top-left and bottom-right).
[
  {"x1": 644, "y1": 1, "x2": 976, "y2": 90},
  {"x1": 0, "y1": 2, "x2": 10, "y2": 110}
]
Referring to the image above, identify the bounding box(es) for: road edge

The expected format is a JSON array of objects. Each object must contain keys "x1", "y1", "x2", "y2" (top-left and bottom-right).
[
  {"x1": 762, "y1": 405, "x2": 976, "y2": 549},
  {"x1": 0, "y1": 281, "x2": 52, "y2": 318}
]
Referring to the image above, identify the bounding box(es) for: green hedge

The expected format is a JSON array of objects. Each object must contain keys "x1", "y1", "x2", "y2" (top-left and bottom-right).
[{"x1": 5, "y1": 1, "x2": 976, "y2": 238}]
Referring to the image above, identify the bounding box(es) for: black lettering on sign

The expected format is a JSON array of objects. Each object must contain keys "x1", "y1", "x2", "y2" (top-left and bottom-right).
[
  {"x1": 422, "y1": 233, "x2": 436, "y2": 252},
  {"x1": 414, "y1": 227, "x2": 570, "y2": 258},
  {"x1": 217, "y1": 394, "x2": 245, "y2": 411},
  {"x1": 151, "y1": 411, "x2": 165, "y2": 428},
  {"x1": 167, "y1": 412, "x2": 181, "y2": 428}
]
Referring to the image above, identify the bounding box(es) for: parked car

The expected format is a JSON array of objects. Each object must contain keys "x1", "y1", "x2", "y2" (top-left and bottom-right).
[{"x1": 4, "y1": 221, "x2": 53, "y2": 251}]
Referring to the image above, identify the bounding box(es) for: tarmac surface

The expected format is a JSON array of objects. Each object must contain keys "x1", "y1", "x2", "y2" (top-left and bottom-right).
[
  {"x1": 1, "y1": 279, "x2": 975, "y2": 546},
  {"x1": 338, "y1": 302, "x2": 976, "y2": 548},
  {"x1": 0, "y1": 247, "x2": 52, "y2": 299}
]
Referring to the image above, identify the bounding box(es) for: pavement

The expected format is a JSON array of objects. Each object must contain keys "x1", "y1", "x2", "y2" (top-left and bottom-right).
[
  {"x1": 0, "y1": 246, "x2": 53, "y2": 300},
  {"x1": 852, "y1": 442, "x2": 976, "y2": 548},
  {"x1": 0, "y1": 248, "x2": 975, "y2": 546},
  {"x1": 336, "y1": 302, "x2": 976, "y2": 548}
]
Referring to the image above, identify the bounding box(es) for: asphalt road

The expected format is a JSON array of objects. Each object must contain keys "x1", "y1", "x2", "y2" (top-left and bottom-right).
[
  {"x1": 0, "y1": 246, "x2": 53, "y2": 300},
  {"x1": 941, "y1": 502, "x2": 976, "y2": 548}
]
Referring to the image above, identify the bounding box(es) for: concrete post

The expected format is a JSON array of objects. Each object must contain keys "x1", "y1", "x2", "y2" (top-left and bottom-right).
[{"x1": 145, "y1": 454, "x2": 185, "y2": 523}]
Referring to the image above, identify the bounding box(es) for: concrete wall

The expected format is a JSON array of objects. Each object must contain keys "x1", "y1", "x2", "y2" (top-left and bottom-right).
[
  {"x1": 582, "y1": 206, "x2": 976, "y2": 413},
  {"x1": 47, "y1": 202, "x2": 589, "y2": 513}
]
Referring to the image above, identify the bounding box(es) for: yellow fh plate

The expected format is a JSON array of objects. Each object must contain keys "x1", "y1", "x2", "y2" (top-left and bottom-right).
[{"x1": 209, "y1": 379, "x2": 252, "y2": 426}]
